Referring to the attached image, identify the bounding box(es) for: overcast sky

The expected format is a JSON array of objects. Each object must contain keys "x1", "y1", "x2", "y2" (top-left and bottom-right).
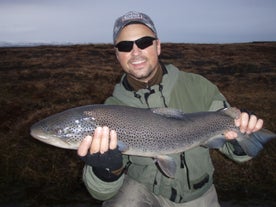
[{"x1": 1, "y1": 0, "x2": 276, "y2": 44}]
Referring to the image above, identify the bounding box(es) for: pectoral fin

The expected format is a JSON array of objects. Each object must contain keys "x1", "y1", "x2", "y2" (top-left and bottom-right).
[
  {"x1": 117, "y1": 140, "x2": 129, "y2": 152},
  {"x1": 155, "y1": 155, "x2": 176, "y2": 178}
]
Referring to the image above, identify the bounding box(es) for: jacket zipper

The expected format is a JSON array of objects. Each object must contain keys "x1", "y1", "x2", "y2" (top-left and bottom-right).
[
  {"x1": 152, "y1": 169, "x2": 159, "y2": 193},
  {"x1": 181, "y1": 152, "x2": 191, "y2": 189}
]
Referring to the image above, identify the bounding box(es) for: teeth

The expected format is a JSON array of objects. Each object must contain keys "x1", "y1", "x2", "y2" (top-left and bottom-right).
[{"x1": 131, "y1": 59, "x2": 145, "y2": 65}]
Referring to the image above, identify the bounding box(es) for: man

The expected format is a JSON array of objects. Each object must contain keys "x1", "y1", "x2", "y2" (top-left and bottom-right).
[{"x1": 78, "y1": 11, "x2": 263, "y2": 207}]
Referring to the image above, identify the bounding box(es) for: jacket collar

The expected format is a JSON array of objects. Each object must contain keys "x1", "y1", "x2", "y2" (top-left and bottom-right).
[
  {"x1": 111, "y1": 64, "x2": 179, "y2": 108},
  {"x1": 122, "y1": 61, "x2": 168, "y2": 92}
]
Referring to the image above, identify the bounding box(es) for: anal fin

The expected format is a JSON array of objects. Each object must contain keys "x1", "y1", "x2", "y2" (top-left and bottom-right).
[{"x1": 155, "y1": 155, "x2": 176, "y2": 178}]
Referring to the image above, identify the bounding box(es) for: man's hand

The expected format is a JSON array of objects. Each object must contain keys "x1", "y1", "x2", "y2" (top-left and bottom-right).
[
  {"x1": 77, "y1": 126, "x2": 123, "y2": 181},
  {"x1": 78, "y1": 126, "x2": 118, "y2": 156},
  {"x1": 225, "y1": 111, "x2": 264, "y2": 139}
]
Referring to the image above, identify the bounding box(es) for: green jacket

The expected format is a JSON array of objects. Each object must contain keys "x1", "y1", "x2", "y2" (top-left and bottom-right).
[{"x1": 82, "y1": 64, "x2": 252, "y2": 202}]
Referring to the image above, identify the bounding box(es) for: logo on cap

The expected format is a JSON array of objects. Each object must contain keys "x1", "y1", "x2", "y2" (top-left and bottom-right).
[{"x1": 122, "y1": 12, "x2": 144, "y2": 22}]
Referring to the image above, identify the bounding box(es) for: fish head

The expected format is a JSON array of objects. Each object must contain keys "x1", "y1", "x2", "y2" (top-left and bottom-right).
[{"x1": 30, "y1": 108, "x2": 97, "y2": 149}]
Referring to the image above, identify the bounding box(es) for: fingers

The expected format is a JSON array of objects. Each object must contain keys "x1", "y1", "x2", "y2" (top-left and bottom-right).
[
  {"x1": 77, "y1": 126, "x2": 118, "y2": 156},
  {"x1": 224, "y1": 131, "x2": 238, "y2": 140},
  {"x1": 225, "y1": 111, "x2": 264, "y2": 139},
  {"x1": 109, "y1": 130, "x2": 118, "y2": 150},
  {"x1": 252, "y1": 118, "x2": 263, "y2": 133},
  {"x1": 99, "y1": 127, "x2": 110, "y2": 154},
  {"x1": 77, "y1": 135, "x2": 93, "y2": 157},
  {"x1": 97, "y1": 127, "x2": 118, "y2": 153},
  {"x1": 235, "y1": 112, "x2": 264, "y2": 134},
  {"x1": 90, "y1": 127, "x2": 104, "y2": 154},
  {"x1": 238, "y1": 112, "x2": 250, "y2": 133}
]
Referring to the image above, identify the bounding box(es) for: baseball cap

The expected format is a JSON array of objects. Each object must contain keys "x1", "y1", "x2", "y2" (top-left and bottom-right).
[{"x1": 113, "y1": 11, "x2": 157, "y2": 44}]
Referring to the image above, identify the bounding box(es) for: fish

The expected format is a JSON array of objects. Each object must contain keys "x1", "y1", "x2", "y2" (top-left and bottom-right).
[{"x1": 30, "y1": 104, "x2": 275, "y2": 178}]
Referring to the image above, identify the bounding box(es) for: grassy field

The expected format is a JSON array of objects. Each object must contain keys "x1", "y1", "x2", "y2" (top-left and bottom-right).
[{"x1": 0, "y1": 42, "x2": 275, "y2": 206}]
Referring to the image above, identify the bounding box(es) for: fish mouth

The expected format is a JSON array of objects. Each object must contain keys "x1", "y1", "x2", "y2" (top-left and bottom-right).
[{"x1": 30, "y1": 127, "x2": 76, "y2": 149}]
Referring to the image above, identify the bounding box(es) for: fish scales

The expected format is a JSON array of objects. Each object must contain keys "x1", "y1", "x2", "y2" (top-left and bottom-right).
[
  {"x1": 82, "y1": 105, "x2": 180, "y2": 154},
  {"x1": 30, "y1": 104, "x2": 276, "y2": 178},
  {"x1": 32, "y1": 105, "x2": 235, "y2": 155},
  {"x1": 86, "y1": 105, "x2": 188, "y2": 154}
]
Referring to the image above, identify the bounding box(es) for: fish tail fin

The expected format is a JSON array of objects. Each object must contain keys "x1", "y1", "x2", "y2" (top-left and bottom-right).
[{"x1": 237, "y1": 128, "x2": 276, "y2": 157}]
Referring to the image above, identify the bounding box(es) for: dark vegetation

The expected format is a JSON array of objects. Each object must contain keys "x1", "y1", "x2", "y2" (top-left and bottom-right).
[{"x1": 0, "y1": 42, "x2": 275, "y2": 206}]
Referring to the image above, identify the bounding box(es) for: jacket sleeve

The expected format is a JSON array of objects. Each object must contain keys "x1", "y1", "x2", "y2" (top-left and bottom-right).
[
  {"x1": 82, "y1": 165, "x2": 125, "y2": 201},
  {"x1": 219, "y1": 142, "x2": 252, "y2": 163}
]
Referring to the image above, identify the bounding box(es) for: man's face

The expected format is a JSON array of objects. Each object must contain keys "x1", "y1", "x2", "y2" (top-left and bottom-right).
[{"x1": 115, "y1": 24, "x2": 161, "y2": 83}]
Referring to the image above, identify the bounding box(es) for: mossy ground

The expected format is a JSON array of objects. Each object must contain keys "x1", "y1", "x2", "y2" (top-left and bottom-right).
[{"x1": 0, "y1": 43, "x2": 275, "y2": 206}]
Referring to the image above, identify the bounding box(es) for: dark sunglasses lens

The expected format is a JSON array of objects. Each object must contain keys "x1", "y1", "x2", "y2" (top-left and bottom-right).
[
  {"x1": 116, "y1": 41, "x2": 134, "y2": 52},
  {"x1": 116, "y1": 37, "x2": 156, "y2": 52},
  {"x1": 136, "y1": 37, "x2": 156, "y2": 49}
]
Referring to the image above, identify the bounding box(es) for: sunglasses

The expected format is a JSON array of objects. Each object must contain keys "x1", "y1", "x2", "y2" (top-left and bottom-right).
[{"x1": 115, "y1": 36, "x2": 157, "y2": 52}]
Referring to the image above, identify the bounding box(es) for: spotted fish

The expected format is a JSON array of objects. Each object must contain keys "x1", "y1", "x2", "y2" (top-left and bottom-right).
[{"x1": 30, "y1": 104, "x2": 275, "y2": 177}]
